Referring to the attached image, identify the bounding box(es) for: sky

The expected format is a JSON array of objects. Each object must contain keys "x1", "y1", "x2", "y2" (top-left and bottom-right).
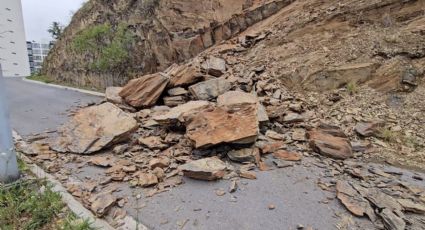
[{"x1": 21, "y1": 0, "x2": 87, "y2": 42}]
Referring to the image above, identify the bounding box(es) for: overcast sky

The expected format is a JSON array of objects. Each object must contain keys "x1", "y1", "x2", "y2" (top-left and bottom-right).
[{"x1": 21, "y1": 0, "x2": 87, "y2": 42}]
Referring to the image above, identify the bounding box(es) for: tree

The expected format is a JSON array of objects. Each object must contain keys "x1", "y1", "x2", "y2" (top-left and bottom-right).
[{"x1": 48, "y1": 22, "x2": 63, "y2": 40}]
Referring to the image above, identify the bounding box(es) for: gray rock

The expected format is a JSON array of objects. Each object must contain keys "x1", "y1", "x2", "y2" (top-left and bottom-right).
[
  {"x1": 227, "y1": 148, "x2": 258, "y2": 163},
  {"x1": 201, "y1": 57, "x2": 226, "y2": 77},
  {"x1": 189, "y1": 78, "x2": 231, "y2": 100}
]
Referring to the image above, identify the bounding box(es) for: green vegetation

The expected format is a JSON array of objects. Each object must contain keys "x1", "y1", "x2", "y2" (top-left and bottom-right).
[
  {"x1": 346, "y1": 81, "x2": 359, "y2": 95},
  {"x1": 0, "y1": 160, "x2": 94, "y2": 230},
  {"x1": 27, "y1": 73, "x2": 53, "y2": 84},
  {"x1": 377, "y1": 127, "x2": 399, "y2": 142},
  {"x1": 72, "y1": 23, "x2": 134, "y2": 72}
]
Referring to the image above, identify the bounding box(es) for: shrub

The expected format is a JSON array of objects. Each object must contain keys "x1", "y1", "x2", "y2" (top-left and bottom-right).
[{"x1": 72, "y1": 23, "x2": 134, "y2": 72}]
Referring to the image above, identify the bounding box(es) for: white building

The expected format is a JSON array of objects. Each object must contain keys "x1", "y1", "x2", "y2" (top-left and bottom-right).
[
  {"x1": 0, "y1": 0, "x2": 30, "y2": 77},
  {"x1": 27, "y1": 41, "x2": 52, "y2": 74}
]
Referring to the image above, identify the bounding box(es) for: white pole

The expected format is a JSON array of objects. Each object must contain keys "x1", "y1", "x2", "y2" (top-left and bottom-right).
[{"x1": 0, "y1": 64, "x2": 20, "y2": 183}]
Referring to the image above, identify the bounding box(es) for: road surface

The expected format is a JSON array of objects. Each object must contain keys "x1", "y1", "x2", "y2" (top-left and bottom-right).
[
  {"x1": 4, "y1": 78, "x2": 100, "y2": 137},
  {"x1": 5, "y1": 77, "x2": 424, "y2": 230}
]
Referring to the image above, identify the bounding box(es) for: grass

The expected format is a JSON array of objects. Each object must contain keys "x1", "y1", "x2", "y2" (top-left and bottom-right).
[
  {"x1": 0, "y1": 160, "x2": 95, "y2": 230},
  {"x1": 26, "y1": 74, "x2": 54, "y2": 84},
  {"x1": 346, "y1": 81, "x2": 359, "y2": 95},
  {"x1": 377, "y1": 127, "x2": 399, "y2": 142}
]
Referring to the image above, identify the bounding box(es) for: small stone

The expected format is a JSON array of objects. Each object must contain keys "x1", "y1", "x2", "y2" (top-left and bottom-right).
[
  {"x1": 149, "y1": 157, "x2": 171, "y2": 169},
  {"x1": 283, "y1": 112, "x2": 305, "y2": 123},
  {"x1": 259, "y1": 142, "x2": 285, "y2": 154},
  {"x1": 273, "y1": 159, "x2": 295, "y2": 168},
  {"x1": 239, "y1": 170, "x2": 257, "y2": 180},
  {"x1": 136, "y1": 172, "x2": 158, "y2": 187},
  {"x1": 266, "y1": 130, "x2": 285, "y2": 140},
  {"x1": 139, "y1": 136, "x2": 168, "y2": 150},
  {"x1": 215, "y1": 189, "x2": 226, "y2": 196},
  {"x1": 355, "y1": 121, "x2": 385, "y2": 137},
  {"x1": 292, "y1": 128, "x2": 306, "y2": 141},
  {"x1": 227, "y1": 148, "x2": 258, "y2": 163},
  {"x1": 229, "y1": 180, "x2": 238, "y2": 193},
  {"x1": 105, "y1": 87, "x2": 124, "y2": 104},
  {"x1": 168, "y1": 87, "x2": 189, "y2": 96},
  {"x1": 268, "y1": 204, "x2": 276, "y2": 210},
  {"x1": 179, "y1": 157, "x2": 227, "y2": 181},
  {"x1": 296, "y1": 224, "x2": 305, "y2": 229},
  {"x1": 272, "y1": 150, "x2": 302, "y2": 161}
]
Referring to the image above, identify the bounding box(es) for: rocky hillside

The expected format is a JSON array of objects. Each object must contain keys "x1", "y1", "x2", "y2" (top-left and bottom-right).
[{"x1": 42, "y1": 0, "x2": 291, "y2": 89}]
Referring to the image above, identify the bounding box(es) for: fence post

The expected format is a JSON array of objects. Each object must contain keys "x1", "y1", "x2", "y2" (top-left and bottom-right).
[{"x1": 0, "y1": 64, "x2": 20, "y2": 183}]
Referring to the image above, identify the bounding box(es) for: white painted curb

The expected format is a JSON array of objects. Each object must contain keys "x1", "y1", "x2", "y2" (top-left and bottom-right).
[
  {"x1": 22, "y1": 78, "x2": 105, "y2": 97},
  {"x1": 12, "y1": 131, "x2": 148, "y2": 230}
]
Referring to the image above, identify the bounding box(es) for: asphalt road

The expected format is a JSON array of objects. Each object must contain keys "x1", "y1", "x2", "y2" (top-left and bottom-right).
[
  {"x1": 7, "y1": 78, "x2": 424, "y2": 230},
  {"x1": 4, "y1": 78, "x2": 101, "y2": 137}
]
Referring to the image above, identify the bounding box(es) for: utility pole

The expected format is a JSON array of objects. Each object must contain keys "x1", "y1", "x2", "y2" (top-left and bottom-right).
[{"x1": 0, "y1": 63, "x2": 20, "y2": 183}]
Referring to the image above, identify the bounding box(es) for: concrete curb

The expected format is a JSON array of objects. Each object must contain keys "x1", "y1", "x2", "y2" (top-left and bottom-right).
[
  {"x1": 22, "y1": 78, "x2": 105, "y2": 97},
  {"x1": 12, "y1": 131, "x2": 149, "y2": 230}
]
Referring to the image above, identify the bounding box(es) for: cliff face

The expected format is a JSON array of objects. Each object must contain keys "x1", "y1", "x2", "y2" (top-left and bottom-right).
[{"x1": 42, "y1": 0, "x2": 291, "y2": 89}]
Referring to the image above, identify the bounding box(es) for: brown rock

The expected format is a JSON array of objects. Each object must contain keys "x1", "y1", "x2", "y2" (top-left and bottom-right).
[
  {"x1": 139, "y1": 136, "x2": 168, "y2": 150},
  {"x1": 135, "y1": 172, "x2": 158, "y2": 187},
  {"x1": 179, "y1": 157, "x2": 227, "y2": 180},
  {"x1": 105, "y1": 87, "x2": 123, "y2": 104},
  {"x1": 292, "y1": 128, "x2": 306, "y2": 141},
  {"x1": 119, "y1": 73, "x2": 169, "y2": 108},
  {"x1": 50, "y1": 103, "x2": 138, "y2": 154},
  {"x1": 282, "y1": 112, "x2": 305, "y2": 123},
  {"x1": 227, "y1": 148, "x2": 258, "y2": 163},
  {"x1": 189, "y1": 78, "x2": 231, "y2": 100},
  {"x1": 354, "y1": 121, "x2": 385, "y2": 137},
  {"x1": 201, "y1": 56, "x2": 226, "y2": 77},
  {"x1": 167, "y1": 64, "x2": 204, "y2": 87},
  {"x1": 217, "y1": 91, "x2": 269, "y2": 122},
  {"x1": 239, "y1": 170, "x2": 257, "y2": 180},
  {"x1": 153, "y1": 101, "x2": 210, "y2": 125},
  {"x1": 149, "y1": 157, "x2": 171, "y2": 169},
  {"x1": 186, "y1": 104, "x2": 259, "y2": 148},
  {"x1": 259, "y1": 142, "x2": 285, "y2": 154},
  {"x1": 336, "y1": 181, "x2": 375, "y2": 218},
  {"x1": 272, "y1": 150, "x2": 302, "y2": 161},
  {"x1": 307, "y1": 125, "x2": 353, "y2": 159},
  {"x1": 89, "y1": 193, "x2": 117, "y2": 217},
  {"x1": 397, "y1": 199, "x2": 425, "y2": 214},
  {"x1": 89, "y1": 156, "x2": 113, "y2": 167}
]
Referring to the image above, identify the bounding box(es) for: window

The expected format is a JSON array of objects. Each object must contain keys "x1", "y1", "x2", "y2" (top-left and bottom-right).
[
  {"x1": 33, "y1": 55, "x2": 42, "y2": 61},
  {"x1": 32, "y1": 43, "x2": 40, "y2": 48},
  {"x1": 26, "y1": 43, "x2": 32, "y2": 48},
  {"x1": 33, "y1": 49, "x2": 41, "y2": 54},
  {"x1": 28, "y1": 50, "x2": 33, "y2": 55},
  {"x1": 41, "y1": 44, "x2": 49, "y2": 49},
  {"x1": 42, "y1": 50, "x2": 49, "y2": 55}
]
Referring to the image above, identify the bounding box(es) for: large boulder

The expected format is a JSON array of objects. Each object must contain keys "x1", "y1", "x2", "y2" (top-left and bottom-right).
[
  {"x1": 119, "y1": 73, "x2": 169, "y2": 108},
  {"x1": 167, "y1": 64, "x2": 204, "y2": 88},
  {"x1": 153, "y1": 100, "x2": 210, "y2": 125},
  {"x1": 186, "y1": 103, "x2": 259, "y2": 148},
  {"x1": 189, "y1": 78, "x2": 231, "y2": 100},
  {"x1": 307, "y1": 124, "x2": 353, "y2": 159},
  {"x1": 201, "y1": 57, "x2": 226, "y2": 77},
  {"x1": 50, "y1": 103, "x2": 138, "y2": 154}
]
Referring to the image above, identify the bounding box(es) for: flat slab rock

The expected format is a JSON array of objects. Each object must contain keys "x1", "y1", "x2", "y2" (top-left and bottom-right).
[
  {"x1": 307, "y1": 124, "x2": 353, "y2": 159},
  {"x1": 50, "y1": 102, "x2": 138, "y2": 154},
  {"x1": 153, "y1": 100, "x2": 210, "y2": 125},
  {"x1": 186, "y1": 103, "x2": 259, "y2": 148},
  {"x1": 119, "y1": 73, "x2": 169, "y2": 108},
  {"x1": 217, "y1": 91, "x2": 269, "y2": 122},
  {"x1": 179, "y1": 157, "x2": 227, "y2": 180}
]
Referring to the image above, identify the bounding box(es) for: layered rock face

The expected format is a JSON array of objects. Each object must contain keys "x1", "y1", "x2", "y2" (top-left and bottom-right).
[{"x1": 42, "y1": 0, "x2": 292, "y2": 89}]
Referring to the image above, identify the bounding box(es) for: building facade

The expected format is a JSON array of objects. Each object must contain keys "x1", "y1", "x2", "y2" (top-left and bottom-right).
[
  {"x1": 27, "y1": 41, "x2": 53, "y2": 74},
  {"x1": 0, "y1": 0, "x2": 30, "y2": 77}
]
